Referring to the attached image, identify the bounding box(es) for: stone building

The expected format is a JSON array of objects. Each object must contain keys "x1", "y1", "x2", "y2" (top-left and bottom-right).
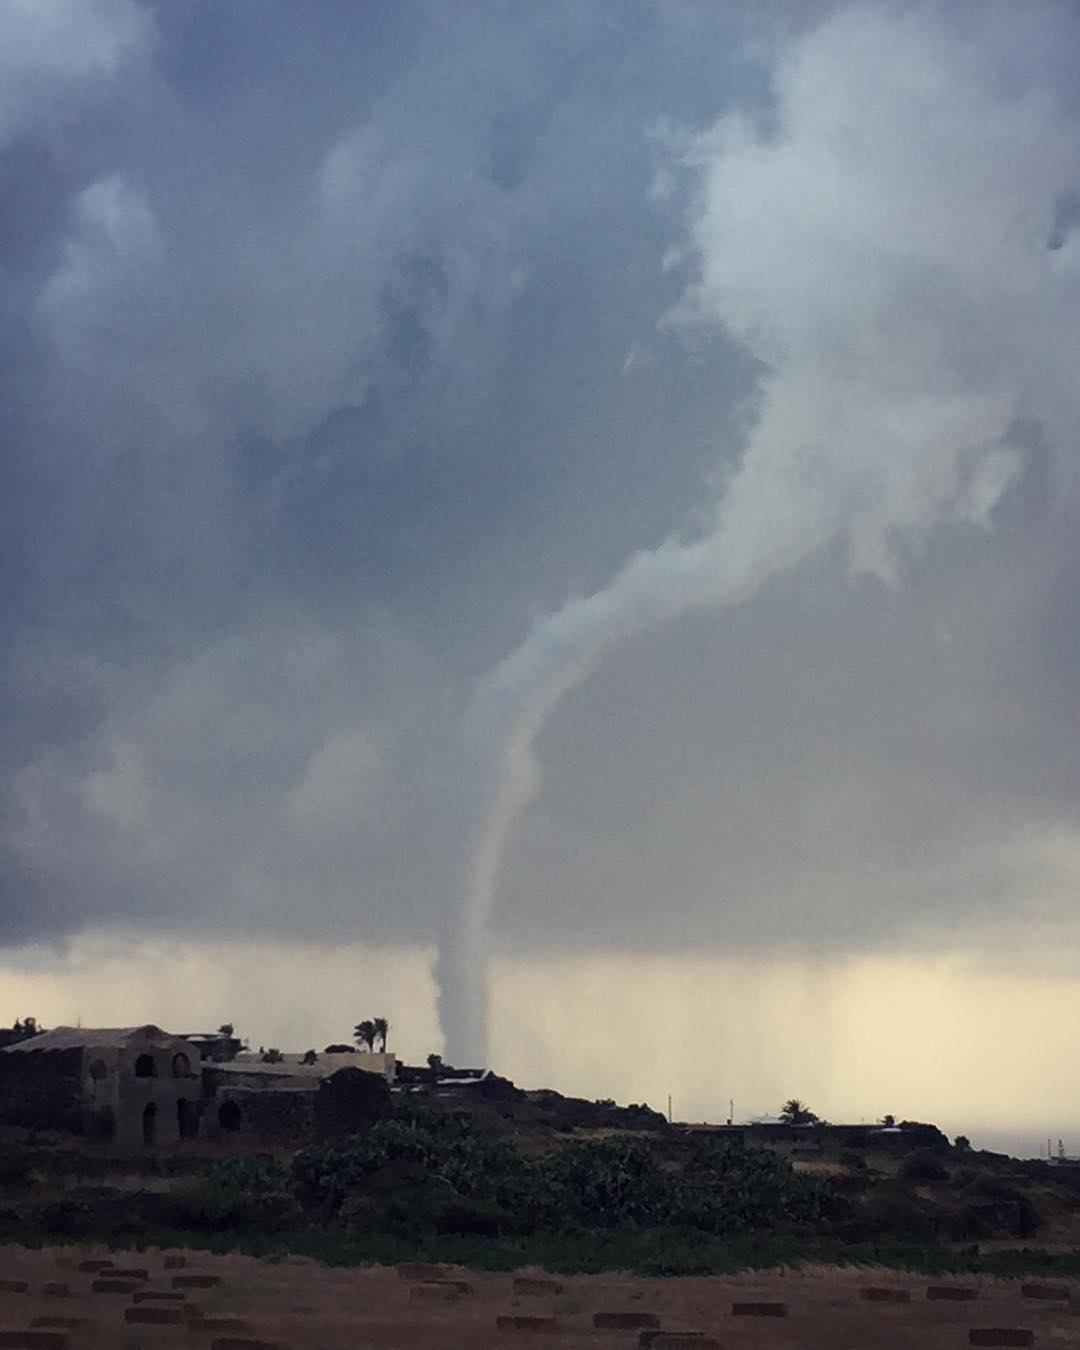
[
  {"x1": 0, "y1": 1025, "x2": 394, "y2": 1150},
  {"x1": 0, "y1": 1025, "x2": 203, "y2": 1151}
]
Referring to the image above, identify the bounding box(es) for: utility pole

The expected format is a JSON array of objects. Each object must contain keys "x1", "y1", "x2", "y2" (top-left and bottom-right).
[{"x1": 667, "y1": 1094, "x2": 672, "y2": 1124}]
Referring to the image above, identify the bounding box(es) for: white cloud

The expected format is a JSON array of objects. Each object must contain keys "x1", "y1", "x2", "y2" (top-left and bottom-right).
[
  {"x1": 290, "y1": 731, "x2": 382, "y2": 835},
  {"x1": 38, "y1": 174, "x2": 164, "y2": 360},
  {"x1": 0, "y1": 0, "x2": 153, "y2": 149},
  {"x1": 677, "y1": 2, "x2": 1080, "y2": 579}
]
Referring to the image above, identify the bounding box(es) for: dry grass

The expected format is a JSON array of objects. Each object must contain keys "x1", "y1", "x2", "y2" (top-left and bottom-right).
[{"x1": 0, "y1": 1243, "x2": 1076, "y2": 1349}]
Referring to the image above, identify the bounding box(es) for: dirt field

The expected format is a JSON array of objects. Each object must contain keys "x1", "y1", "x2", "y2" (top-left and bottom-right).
[{"x1": 0, "y1": 1244, "x2": 1077, "y2": 1348}]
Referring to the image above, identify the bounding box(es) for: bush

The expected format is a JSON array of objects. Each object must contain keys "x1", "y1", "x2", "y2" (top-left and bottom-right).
[
  {"x1": 166, "y1": 1155, "x2": 298, "y2": 1233},
  {"x1": 851, "y1": 1184, "x2": 940, "y2": 1242},
  {"x1": 838, "y1": 1150, "x2": 868, "y2": 1170},
  {"x1": 435, "y1": 1196, "x2": 511, "y2": 1237},
  {"x1": 898, "y1": 1149, "x2": 949, "y2": 1183},
  {"x1": 166, "y1": 1178, "x2": 299, "y2": 1233},
  {"x1": 952, "y1": 1176, "x2": 1039, "y2": 1239}
]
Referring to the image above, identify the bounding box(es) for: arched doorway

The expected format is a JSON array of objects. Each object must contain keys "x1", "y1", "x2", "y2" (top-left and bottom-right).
[
  {"x1": 142, "y1": 1102, "x2": 157, "y2": 1145},
  {"x1": 177, "y1": 1098, "x2": 198, "y2": 1139},
  {"x1": 217, "y1": 1100, "x2": 242, "y2": 1132}
]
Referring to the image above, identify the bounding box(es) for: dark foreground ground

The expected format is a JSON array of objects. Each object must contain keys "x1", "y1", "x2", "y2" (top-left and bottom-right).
[{"x1": 1, "y1": 1244, "x2": 1079, "y2": 1350}]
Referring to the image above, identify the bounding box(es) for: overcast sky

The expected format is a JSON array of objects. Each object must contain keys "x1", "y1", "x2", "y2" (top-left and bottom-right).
[{"x1": 4, "y1": 0, "x2": 1080, "y2": 1142}]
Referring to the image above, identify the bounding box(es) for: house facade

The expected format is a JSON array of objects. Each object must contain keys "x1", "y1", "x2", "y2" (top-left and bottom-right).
[
  {"x1": 0, "y1": 1025, "x2": 395, "y2": 1150},
  {"x1": 0, "y1": 1025, "x2": 202, "y2": 1151}
]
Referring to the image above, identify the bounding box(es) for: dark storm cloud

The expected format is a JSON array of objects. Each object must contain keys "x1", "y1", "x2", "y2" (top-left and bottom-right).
[{"x1": 3, "y1": 0, "x2": 1079, "y2": 983}]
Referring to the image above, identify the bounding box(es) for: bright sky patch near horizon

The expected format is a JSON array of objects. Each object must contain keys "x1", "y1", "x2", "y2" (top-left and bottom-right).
[
  {"x1": 4, "y1": 935, "x2": 1080, "y2": 1159},
  {"x1": 3, "y1": 0, "x2": 1080, "y2": 1142}
]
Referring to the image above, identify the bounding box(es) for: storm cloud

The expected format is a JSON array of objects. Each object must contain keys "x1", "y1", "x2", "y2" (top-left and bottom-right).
[{"x1": 3, "y1": 1, "x2": 1080, "y2": 1066}]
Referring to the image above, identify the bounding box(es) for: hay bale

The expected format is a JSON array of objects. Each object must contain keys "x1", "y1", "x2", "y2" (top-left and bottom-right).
[
  {"x1": 732, "y1": 1301, "x2": 787, "y2": 1317},
  {"x1": 76, "y1": 1261, "x2": 112, "y2": 1274},
  {"x1": 109, "y1": 1268, "x2": 148, "y2": 1281},
  {"x1": 208, "y1": 1340, "x2": 283, "y2": 1350},
  {"x1": 0, "y1": 1334, "x2": 68, "y2": 1349},
  {"x1": 409, "y1": 1283, "x2": 460, "y2": 1301},
  {"x1": 29, "y1": 1321, "x2": 88, "y2": 1332},
  {"x1": 496, "y1": 1315, "x2": 560, "y2": 1332},
  {"x1": 397, "y1": 1263, "x2": 447, "y2": 1282},
  {"x1": 928, "y1": 1286, "x2": 978, "y2": 1301},
  {"x1": 593, "y1": 1312, "x2": 660, "y2": 1329},
  {"x1": 173, "y1": 1275, "x2": 221, "y2": 1289},
  {"x1": 1020, "y1": 1282, "x2": 1069, "y2": 1300},
  {"x1": 968, "y1": 1332, "x2": 1034, "y2": 1347},
  {"x1": 125, "y1": 1305, "x2": 186, "y2": 1325},
  {"x1": 0, "y1": 1283, "x2": 27, "y2": 1294},
  {"x1": 639, "y1": 1336, "x2": 718, "y2": 1350},
  {"x1": 190, "y1": 1317, "x2": 254, "y2": 1334},
  {"x1": 91, "y1": 1279, "x2": 138, "y2": 1295},
  {"x1": 513, "y1": 1276, "x2": 563, "y2": 1296},
  {"x1": 133, "y1": 1290, "x2": 187, "y2": 1302},
  {"x1": 860, "y1": 1287, "x2": 911, "y2": 1304}
]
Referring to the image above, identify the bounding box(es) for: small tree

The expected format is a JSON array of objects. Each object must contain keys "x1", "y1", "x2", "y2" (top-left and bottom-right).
[
  {"x1": 880, "y1": 1113, "x2": 896, "y2": 1128},
  {"x1": 780, "y1": 1098, "x2": 819, "y2": 1126},
  {"x1": 373, "y1": 1016, "x2": 390, "y2": 1053},
  {"x1": 261, "y1": 1047, "x2": 284, "y2": 1064},
  {"x1": 215, "y1": 1024, "x2": 239, "y2": 1062},
  {"x1": 426, "y1": 1052, "x2": 444, "y2": 1072},
  {"x1": 954, "y1": 1134, "x2": 972, "y2": 1153},
  {"x1": 301, "y1": 1049, "x2": 318, "y2": 1066},
  {"x1": 354, "y1": 1020, "x2": 376, "y2": 1052}
]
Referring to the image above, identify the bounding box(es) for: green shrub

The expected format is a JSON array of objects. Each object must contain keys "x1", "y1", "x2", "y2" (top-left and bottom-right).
[
  {"x1": 953, "y1": 1176, "x2": 1039, "y2": 1238},
  {"x1": 852, "y1": 1184, "x2": 940, "y2": 1242},
  {"x1": 165, "y1": 1178, "x2": 299, "y2": 1233},
  {"x1": 898, "y1": 1149, "x2": 949, "y2": 1182},
  {"x1": 166, "y1": 1157, "x2": 297, "y2": 1233}
]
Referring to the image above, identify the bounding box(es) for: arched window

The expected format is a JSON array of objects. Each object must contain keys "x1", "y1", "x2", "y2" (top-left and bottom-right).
[
  {"x1": 171, "y1": 1052, "x2": 191, "y2": 1077},
  {"x1": 134, "y1": 1053, "x2": 156, "y2": 1078},
  {"x1": 88, "y1": 1059, "x2": 107, "y2": 1081},
  {"x1": 217, "y1": 1101, "x2": 242, "y2": 1132}
]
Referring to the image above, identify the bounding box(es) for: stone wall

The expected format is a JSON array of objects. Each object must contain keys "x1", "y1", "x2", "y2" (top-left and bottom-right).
[
  {"x1": 205, "y1": 1083, "x2": 316, "y2": 1144},
  {"x1": 0, "y1": 1048, "x2": 84, "y2": 1133}
]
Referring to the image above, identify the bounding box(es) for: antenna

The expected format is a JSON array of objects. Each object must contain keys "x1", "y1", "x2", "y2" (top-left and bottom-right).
[{"x1": 667, "y1": 1094, "x2": 672, "y2": 1124}]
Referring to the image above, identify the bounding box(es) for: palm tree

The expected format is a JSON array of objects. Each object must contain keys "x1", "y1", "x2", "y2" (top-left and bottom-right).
[
  {"x1": 372, "y1": 1016, "x2": 389, "y2": 1054},
  {"x1": 354, "y1": 1020, "x2": 376, "y2": 1052},
  {"x1": 780, "y1": 1098, "x2": 818, "y2": 1125}
]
